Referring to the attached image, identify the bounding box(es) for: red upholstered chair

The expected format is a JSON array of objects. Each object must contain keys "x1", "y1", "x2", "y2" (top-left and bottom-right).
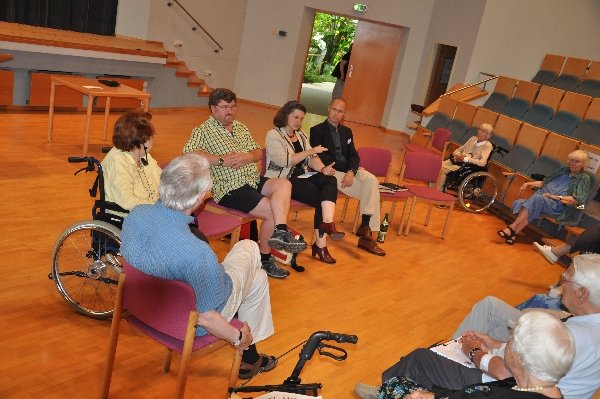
[
  {"x1": 345, "y1": 147, "x2": 412, "y2": 233},
  {"x1": 160, "y1": 161, "x2": 243, "y2": 250},
  {"x1": 404, "y1": 127, "x2": 452, "y2": 158},
  {"x1": 402, "y1": 152, "x2": 457, "y2": 239},
  {"x1": 99, "y1": 261, "x2": 243, "y2": 399}
]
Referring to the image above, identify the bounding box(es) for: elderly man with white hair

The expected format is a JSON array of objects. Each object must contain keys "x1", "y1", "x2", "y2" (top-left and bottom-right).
[
  {"x1": 356, "y1": 254, "x2": 600, "y2": 399},
  {"x1": 439, "y1": 123, "x2": 494, "y2": 191},
  {"x1": 121, "y1": 153, "x2": 278, "y2": 380}
]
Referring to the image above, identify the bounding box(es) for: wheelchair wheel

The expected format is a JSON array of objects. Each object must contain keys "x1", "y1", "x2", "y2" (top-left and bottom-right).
[
  {"x1": 50, "y1": 220, "x2": 122, "y2": 319},
  {"x1": 458, "y1": 172, "x2": 497, "y2": 213}
]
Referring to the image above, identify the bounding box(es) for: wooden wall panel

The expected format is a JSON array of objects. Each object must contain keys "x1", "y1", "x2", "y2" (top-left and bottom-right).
[
  {"x1": 0, "y1": 69, "x2": 14, "y2": 106},
  {"x1": 28, "y1": 72, "x2": 84, "y2": 107}
]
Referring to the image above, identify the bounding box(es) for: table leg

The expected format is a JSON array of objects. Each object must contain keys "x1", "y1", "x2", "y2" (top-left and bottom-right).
[
  {"x1": 143, "y1": 97, "x2": 150, "y2": 112},
  {"x1": 83, "y1": 95, "x2": 94, "y2": 156},
  {"x1": 103, "y1": 97, "x2": 111, "y2": 140},
  {"x1": 47, "y1": 81, "x2": 57, "y2": 142}
]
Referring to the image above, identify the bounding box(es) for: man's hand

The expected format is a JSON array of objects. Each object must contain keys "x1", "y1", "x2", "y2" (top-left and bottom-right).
[
  {"x1": 406, "y1": 391, "x2": 434, "y2": 399},
  {"x1": 453, "y1": 153, "x2": 465, "y2": 162},
  {"x1": 341, "y1": 170, "x2": 354, "y2": 188},
  {"x1": 229, "y1": 151, "x2": 253, "y2": 169},
  {"x1": 235, "y1": 322, "x2": 253, "y2": 355}
]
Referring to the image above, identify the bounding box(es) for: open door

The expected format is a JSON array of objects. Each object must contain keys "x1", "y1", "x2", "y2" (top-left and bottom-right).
[
  {"x1": 425, "y1": 44, "x2": 458, "y2": 106},
  {"x1": 342, "y1": 20, "x2": 403, "y2": 126}
]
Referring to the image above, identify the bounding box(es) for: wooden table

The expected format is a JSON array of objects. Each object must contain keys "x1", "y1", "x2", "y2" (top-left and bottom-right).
[{"x1": 47, "y1": 76, "x2": 151, "y2": 155}]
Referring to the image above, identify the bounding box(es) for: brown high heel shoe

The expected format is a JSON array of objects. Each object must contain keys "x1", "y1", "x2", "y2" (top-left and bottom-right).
[
  {"x1": 318, "y1": 222, "x2": 345, "y2": 241},
  {"x1": 311, "y1": 243, "x2": 336, "y2": 264}
]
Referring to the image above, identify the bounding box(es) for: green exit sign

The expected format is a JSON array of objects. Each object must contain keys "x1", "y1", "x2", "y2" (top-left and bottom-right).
[{"x1": 354, "y1": 3, "x2": 368, "y2": 12}]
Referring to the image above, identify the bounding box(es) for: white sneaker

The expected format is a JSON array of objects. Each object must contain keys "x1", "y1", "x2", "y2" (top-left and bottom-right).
[
  {"x1": 533, "y1": 242, "x2": 558, "y2": 265},
  {"x1": 355, "y1": 383, "x2": 380, "y2": 399}
]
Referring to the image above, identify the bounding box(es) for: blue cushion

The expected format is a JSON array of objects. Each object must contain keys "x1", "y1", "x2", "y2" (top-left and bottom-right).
[
  {"x1": 500, "y1": 145, "x2": 537, "y2": 174},
  {"x1": 552, "y1": 74, "x2": 581, "y2": 92},
  {"x1": 545, "y1": 111, "x2": 580, "y2": 136},
  {"x1": 522, "y1": 104, "x2": 555, "y2": 127},
  {"x1": 482, "y1": 92, "x2": 510, "y2": 112},
  {"x1": 575, "y1": 79, "x2": 600, "y2": 98},
  {"x1": 571, "y1": 118, "x2": 600, "y2": 145},
  {"x1": 526, "y1": 155, "x2": 564, "y2": 178},
  {"x1": 501, "y1": 98, "x2": 531, "y2": 119},
  {"x1": 531, "y1": 70, "x2": 557, "y2": 86},
  {"x1": 425, "y1": 112, "x2": 450, "y2": 132},
  {"x1": 446, "y1": 119, "x2": 469, "y2": 143},
  {"x1": 489, "y1": 136, "x2": 512, "y2": 162}
]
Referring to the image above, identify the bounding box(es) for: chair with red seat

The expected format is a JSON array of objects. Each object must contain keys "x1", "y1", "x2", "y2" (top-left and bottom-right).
[
  {"x1": 401, "y1": 152, "x2": 457, "y2": 239},
  {"x1": 403, "y1": 127, "x2": 452, "y2": 158},
  {"x1": 343, "y1": 147, "x2": 412, "y2": 234},
  {"x1": 99, "y1": 260, "x2": 243, "y2": 399}
]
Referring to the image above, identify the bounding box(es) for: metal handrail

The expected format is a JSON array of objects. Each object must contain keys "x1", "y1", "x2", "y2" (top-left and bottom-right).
[
  {"x1": 167, "y1": 0, "x2": 224, "y2": 53},
  {"x1": 440, "y1": 75, "x2": 498, "y2": 97}
]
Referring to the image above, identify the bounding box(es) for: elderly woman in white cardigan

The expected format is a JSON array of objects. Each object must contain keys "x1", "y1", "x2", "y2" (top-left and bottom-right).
[{"x1": 265, "y1": 101, "x2": 343, "y2": 264}]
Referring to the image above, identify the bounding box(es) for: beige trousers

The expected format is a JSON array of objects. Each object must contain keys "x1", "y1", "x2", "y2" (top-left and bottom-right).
[
  {"x1": 439, "y1": 159, "x2": 461, "y2": 190},
  {"x1": 335, "y1": 169, "x2": 381, "y2": 232},
  {"x1": 220, "y1": 240, "x2": 274, "y2": 344}
]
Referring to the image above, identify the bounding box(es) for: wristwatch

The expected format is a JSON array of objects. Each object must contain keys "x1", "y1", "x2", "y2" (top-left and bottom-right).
[
  {"x1": 350, "y1": 169, "x2": 358, "y2": 176},
  {"x1": 231, "y1": 330, "x2": 242, "y2": 346},
  {"x1": 218, "y1": 157, "x2": 224, "y2": 166},
  {"x1": 559, "y1": 196, "x2": 563, "y2": 201},
  {"x1": 468, "y1": 347, "x2": 482, "y2": 362}
]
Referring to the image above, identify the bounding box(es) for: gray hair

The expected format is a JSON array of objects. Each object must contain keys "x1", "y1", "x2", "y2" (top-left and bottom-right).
[
  {"x1": 511, "y1": 311, "x2": 575, "y2": 383},
  {"x1": 572, "y1": 253, "x2": 600, "y2": 307},
  {"x1": 568, "y1": 149, "x2": 591, "y2": 170},
  {"x1": 480, "y1": 123, "x2": 494, "y2": 139},
  {"x1": 159, "y1": 153, "x2": 212, "y2": 211}
]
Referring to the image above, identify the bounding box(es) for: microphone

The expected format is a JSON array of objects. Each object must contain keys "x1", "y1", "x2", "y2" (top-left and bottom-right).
[{"x1": 141, "y1": 145, "x2": 149, "y2": 166}]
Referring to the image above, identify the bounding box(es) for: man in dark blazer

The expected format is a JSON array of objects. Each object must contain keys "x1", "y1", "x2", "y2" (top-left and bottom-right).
[{"x1": 309, "y1": 98, "x2": 385, "y2": 256}]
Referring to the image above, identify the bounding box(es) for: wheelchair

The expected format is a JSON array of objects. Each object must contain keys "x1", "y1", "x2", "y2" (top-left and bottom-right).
[
  {"x1": 49, "y1": 154, "x2": 129, "y2": 319},
  {"x1": 443, "y1": 144, "x2": 508, "y2": 213}
]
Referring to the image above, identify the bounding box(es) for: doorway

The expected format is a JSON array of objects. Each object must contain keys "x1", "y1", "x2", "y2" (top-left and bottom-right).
[
  {"x1": 299, "y1": 12, "x2": 356, "y2": 116},
  {"x1": 425, "y1": 44, "x2": 458, "y2": 106}
]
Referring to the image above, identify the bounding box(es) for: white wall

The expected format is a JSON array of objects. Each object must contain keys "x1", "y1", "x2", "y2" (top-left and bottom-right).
[
  {"x1": 115, "y1": 0, "x2": 151, "y2": 40},
  {"x1": 234, "y1": 0, "x2": 436, "y2": 131},
  {"x1": 466, "y1": 0, "x2": 600, "y2": 84},
  {"x1": 413, "y1": 0, "x2": 487, "y2": 106},
  {"x1": 146, "y1": 0, "x2": 248, "y2": 89}
]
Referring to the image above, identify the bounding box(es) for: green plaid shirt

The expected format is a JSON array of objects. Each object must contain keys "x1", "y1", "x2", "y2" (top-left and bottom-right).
[{"x1": 183, "y1": 116, "x2": 261, "y2": 202}]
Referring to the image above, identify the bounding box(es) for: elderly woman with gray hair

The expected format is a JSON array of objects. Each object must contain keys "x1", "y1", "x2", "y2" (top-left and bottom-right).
[
  {"x1": 366, "y1": 311, "x2": 575, "y2": 399},
  {"x1": 439, "y1": 123, "x2": 494, "y2": 191},
  {"x1": 498, "y1": 150, "x2": 591, "y2": 245}
]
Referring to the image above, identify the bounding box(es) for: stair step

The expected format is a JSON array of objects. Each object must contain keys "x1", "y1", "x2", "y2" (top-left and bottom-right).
[
  {"x1": 187, "y1": 75, "x2": 206, "y2": 87},
  {"x1": 162, "y1": 50, "x2": 212, "y2": 96},
  {"x1": 176, "y1": 64, "x2": 193, "y2": 77},
  {"x1": 164, "y1": 51, "x2": 180, "y2": 67}
]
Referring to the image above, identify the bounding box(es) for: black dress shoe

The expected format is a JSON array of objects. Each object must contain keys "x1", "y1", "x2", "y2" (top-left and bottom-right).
[
  {"x1": 318, "y1": 222, "x2": 345, "y2": 241},
  {"x1": 358, "y1": 237, "x2": 386, "y2": 256},
  {"x1": 312, "y1": 243, "x2": 336, "y2": 264}
]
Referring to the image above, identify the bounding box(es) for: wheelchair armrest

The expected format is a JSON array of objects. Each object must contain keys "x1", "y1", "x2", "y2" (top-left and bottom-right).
[{"x1": 94, "y1": 200, "x2": 129, "y2": 215}]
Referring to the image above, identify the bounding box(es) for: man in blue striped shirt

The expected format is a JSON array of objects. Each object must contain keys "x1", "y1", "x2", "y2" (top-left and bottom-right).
[{"x1": 121, "y1": 153, "x2": 278, "y2": 380}]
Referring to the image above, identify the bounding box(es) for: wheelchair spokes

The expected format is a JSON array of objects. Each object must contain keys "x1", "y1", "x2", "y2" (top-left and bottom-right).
[
  {"x1": 51, "y1": 221, "x2": 122, "y2": 319},
  {"x1": 458, "y1": 172, "x2": 497, "y2": 213}
]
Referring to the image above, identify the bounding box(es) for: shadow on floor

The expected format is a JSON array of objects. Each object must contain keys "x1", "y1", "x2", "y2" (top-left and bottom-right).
[{"x1": 300, "y1": 82, "x2": 334, "y2": 116}]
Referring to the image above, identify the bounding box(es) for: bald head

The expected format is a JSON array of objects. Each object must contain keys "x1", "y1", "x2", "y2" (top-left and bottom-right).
[{"x1": 328, "y1": 98, "x2": 347, "y2": 126}]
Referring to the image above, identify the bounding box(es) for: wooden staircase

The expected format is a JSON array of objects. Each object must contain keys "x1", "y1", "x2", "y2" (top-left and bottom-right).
[{"x1": 164, "y1": 52, "x2": 212, "y2": 97}]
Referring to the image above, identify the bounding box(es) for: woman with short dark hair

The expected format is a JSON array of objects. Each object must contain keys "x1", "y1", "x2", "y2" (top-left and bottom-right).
[
  {"x1": 102, "y1": 110, "x2": 161, "y2": 214},
  {"x1": 265, "y1": 101, "x2": 344, "y2": 264}
]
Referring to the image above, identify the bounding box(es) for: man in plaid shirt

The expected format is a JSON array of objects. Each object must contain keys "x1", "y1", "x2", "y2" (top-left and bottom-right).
[{"x1": 183, "y1": 88, "x2": 307, "y2": 279}]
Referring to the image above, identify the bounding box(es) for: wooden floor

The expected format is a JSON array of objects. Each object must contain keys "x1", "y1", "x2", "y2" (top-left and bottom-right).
[{"x1": 0, "y1": 105, "x2": 564, "y2": 398}]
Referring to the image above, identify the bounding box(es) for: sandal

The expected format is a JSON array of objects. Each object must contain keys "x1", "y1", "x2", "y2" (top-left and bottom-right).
[
  {"x1": 497, "y1": 226, "x2": 517, "y2": 245},
  {"x1": 238, "y1": 354, "x2": 278, "y2": 380},
  {"x1": 505, "y1": 232, "x2": 517, "y2": 245}
]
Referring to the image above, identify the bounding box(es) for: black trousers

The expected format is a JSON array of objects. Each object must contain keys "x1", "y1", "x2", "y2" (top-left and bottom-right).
[
  {"x1": 289, "y1": 173, "x2": 338, "y2": 228},
  {"x1": 568, "y1": 223, "x2": 600, "y2": 254},
  {"x1": 381, "y1": 348, "x2": 483, "y2": 390}
]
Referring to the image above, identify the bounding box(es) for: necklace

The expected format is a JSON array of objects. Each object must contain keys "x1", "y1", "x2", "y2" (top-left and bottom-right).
[
  {"x1": 136, "y1": 163, "x2": 158, "y2": 202},
  {"x1": 512, "y1": 383, "x2": 557, "y2": 392}
]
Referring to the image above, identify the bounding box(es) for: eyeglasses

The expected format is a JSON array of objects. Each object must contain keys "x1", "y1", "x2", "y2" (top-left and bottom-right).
[
  {"x1": 215, "y1": 105, "x2": 238, "y2": 110},
  {"x1": 559, "y1": 273, "x2": 574, "y2": 285}
]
